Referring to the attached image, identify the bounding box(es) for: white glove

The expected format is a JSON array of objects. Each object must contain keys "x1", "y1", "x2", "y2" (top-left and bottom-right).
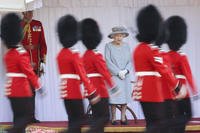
[
  {"x1": 122, "y1": 69, "x2": 128, "y2": 75},
  {"x1": 118, "y1": 69, "x2": 128, "y2": 80},
  {"x1": 174, "y1": 85, "x2": 187, "y2": 100},
  {"x1": 118, "y1": 71, "x2": 124, "y2": 79}
]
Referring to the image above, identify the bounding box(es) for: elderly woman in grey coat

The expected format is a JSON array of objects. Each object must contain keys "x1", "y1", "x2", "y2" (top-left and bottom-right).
[{"x1": 105, "y1": 26, "x2": 132, "y2": 125}]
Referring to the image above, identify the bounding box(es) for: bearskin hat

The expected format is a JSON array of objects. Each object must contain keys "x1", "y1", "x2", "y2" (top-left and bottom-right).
[
  {"x1": 155, "y1": 21, "x2": 169, "y2": 47},
  {"x1": 166, "y1": 16, "x2": 187, "y2": 51},
  {"x1": 136, "y1": 5, "x2": 163, "y2": 44},
  {"x1": 57, "y1": 15, "x2": 78, "y2": 48},
  {"x1": 80, "y1": 18, "x2": 102, "y2": 50},
  {"x1": 0, "y1": 13, "x2": 22, "y2": 48}
]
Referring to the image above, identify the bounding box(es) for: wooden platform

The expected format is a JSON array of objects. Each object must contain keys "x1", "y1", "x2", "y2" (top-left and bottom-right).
[{"x1": 1, "y1": 119, "x2": 200, "y2": 133}]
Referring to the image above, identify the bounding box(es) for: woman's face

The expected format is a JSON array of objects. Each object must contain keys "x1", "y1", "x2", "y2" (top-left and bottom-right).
[{"x1": 112, "y1": 33, "x2": 125, "y2": 44}]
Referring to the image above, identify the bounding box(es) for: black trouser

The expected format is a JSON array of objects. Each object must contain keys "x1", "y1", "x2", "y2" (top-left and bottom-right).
[
  {"x1": 7, "y1": 97, "x2": 33, "y2": 133},
  {"x1": 140, "y1": 102, "x2": 169, "y2": 133},
  {"x1": 175, "y1": 98, "x2": 192, "y2": 133},
  {"x1": 31, "y1": 86, "x2": 36, "y2": 120},
  {"x1": 31, "y1": 70, "x2": 40, "y2": 121},
  {"x1": 164, "y1": 99, "x2": 182, "y2": 133},
  {"x1": 86, "y1": 98, "x2": 110, "y2": 133},
  {"x1": 63, "y1": 99, "x2": 85, "y2": 133}
]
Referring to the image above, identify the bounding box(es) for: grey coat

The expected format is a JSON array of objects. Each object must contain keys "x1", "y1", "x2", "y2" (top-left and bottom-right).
[{"x1": 105, "y1": 42, "x2": 132, "y2": 104}]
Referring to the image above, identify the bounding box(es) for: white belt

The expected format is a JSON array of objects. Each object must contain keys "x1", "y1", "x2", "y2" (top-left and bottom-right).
[
  {"x1": 60, "y1": 74, "x2": 80, "y2": 80},
  {"x1": 135, "y1": 71, "x2": 161, "y2": 77},
  {"x1": 87, "y1": 73, "x2": 102, "y2": 78},
  {"x1": 6, "y1": 73, "x2": 27, "y2": 78},
  {"x1": 175, "y1": 75, "x2": 186, "y2": 79}
]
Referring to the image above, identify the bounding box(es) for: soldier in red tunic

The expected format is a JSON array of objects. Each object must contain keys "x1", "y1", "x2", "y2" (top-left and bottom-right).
[
  {"x1": 166, "y1": 16, "x2": 198, "y2": 133},
  {"x1": 56, "y1": 15, "x2": 100, "y2": 133},
  {"x1": 80, "y1": 18, "x2": 120, "y2": 133},
  {"x1": 153, "y1": 20, "x2": 186, "y2": 133},
  {"x1": 21, "y1": 10, "x2": 47, "y2": 76},
  {"x1": 1, "y1": 13, "x2": 42, "y2": 133},
  {"x1": 132, "y1": 5, "x2": 183, "y2": 133},
  {"x1": 21, "y1": 10, "x2": 47, "y2": 123}
]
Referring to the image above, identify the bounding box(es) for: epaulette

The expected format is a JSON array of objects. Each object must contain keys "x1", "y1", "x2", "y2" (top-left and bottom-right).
[
  {"x1": 32, "y1": 25, "x2": 42, "y2": 32},
  {"x1": 16, "y1": 45, "x2": 26, "y2": 54},
  {"x1": 149, "y1": 43, "x2": 158, "y2": 49},
  {"x1": 93, "y1": 49, "x2": 101, "y2": 55},
  {"x1": 154, "y1": 56, "x2": 163, "y2": 64},
  {"x1": 158, "y1": 48, "x2": 167, "y2": 53},
  {"x1": 178, "y1": 50, "x2": 186, "y2": 56},
  {"x1": 70, "y1": 48, "x2": 79, "y2": 54}
]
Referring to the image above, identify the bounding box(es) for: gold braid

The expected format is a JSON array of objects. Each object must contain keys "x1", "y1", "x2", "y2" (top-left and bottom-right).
[
  {"x1": 23, "y1": 22, "x2": 35, "y2": 70},
  {"x1": 23, "y1": 22, "x2": 32, "y2": 45}
]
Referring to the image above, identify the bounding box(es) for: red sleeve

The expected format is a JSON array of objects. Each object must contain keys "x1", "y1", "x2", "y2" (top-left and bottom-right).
[
  {"x1": 181, "y1": 55, "x2": 198, "y2": 95},
  {"x1": 73, "y1": 53, "x2": 96, "y2": 96},
  {"x1": 19, "y1": 53, "x2": 40, "y2": 89},
  {"x1": 39, "y1": 22, "x2": 47, "y2": 61},
  {"x1": 93, "y1": 53, "x2": 114, "y2": 88},
  {"x1": 149, "y1": 47, "x2": 178, "y2": 90}
]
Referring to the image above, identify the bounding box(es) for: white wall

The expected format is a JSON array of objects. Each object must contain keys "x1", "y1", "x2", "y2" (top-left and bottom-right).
[{"x1": 1, "y1": 0, "x2": 200, "y2": 122}]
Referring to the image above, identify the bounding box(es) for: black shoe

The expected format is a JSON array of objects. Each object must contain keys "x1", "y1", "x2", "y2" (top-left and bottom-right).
[
  {"x1": 111, "y1": 120, "x2": 119, "y2": 125},
  {"x1": 120, "y1": 120, "x2": 128, "y2": 125},
  {"x1": 32, "y1": 119, "x2": 41, "y2": 123}
]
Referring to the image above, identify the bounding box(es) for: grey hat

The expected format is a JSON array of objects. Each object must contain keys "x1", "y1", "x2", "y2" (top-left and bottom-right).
[{"x1": 108, "y1": 26, "x2": 129, "y2": 38}]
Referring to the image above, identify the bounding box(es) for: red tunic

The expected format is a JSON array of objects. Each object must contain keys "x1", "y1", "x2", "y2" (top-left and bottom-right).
[
  {"x1": 56, "y1": 48, "x2": 97, "y2": 99},
  {"x1": 160, "y1": 50, "x2": 174, "y2": 100},
  {"x1": 133, "y1": 42, "x2": 178, "y2": 102},
  {"x1": 4, "y1": 46, "x2": 40, "y2": 97},
  {"x1": 167, "y1": 50, "x2": 198, "y2": 98},
  {"x1": 82, "y1": 50, "x2": 114, "y2": 98},
  {"x1": 21, "y1": 19, "x2": 47, "y2": 72}
]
